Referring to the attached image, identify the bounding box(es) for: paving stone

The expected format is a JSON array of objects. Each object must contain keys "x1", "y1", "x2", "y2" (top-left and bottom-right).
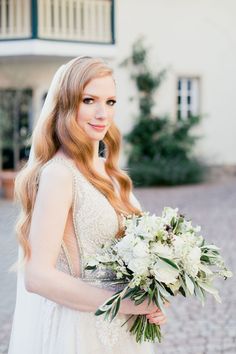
[{"x1": 1, "y1": 177, "x2": 236, "y2": 353}]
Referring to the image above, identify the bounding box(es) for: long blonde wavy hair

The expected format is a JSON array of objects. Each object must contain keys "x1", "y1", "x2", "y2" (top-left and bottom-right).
[{"x1": 14, "y1": 56, "x2": 142, "y2": 262}]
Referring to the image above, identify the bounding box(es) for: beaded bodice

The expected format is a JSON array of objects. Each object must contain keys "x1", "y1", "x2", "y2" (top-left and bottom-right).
[{"x1": 40, "y1": 156, "x2": 141, "y2": 289}]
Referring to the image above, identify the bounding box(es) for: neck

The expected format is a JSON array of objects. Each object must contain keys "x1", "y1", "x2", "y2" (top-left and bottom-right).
[
  {"x1": 92, "y1": 140, "x2": 101, "y2": 166},
  {"x1": 58, "y1": 141, "x2": 102, "y2": 166}
]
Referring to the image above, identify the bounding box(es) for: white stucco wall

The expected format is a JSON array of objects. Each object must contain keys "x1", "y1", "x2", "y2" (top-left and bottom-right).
[{"x1": 113, "y1": 0, "x2": 236, "y2": 165}]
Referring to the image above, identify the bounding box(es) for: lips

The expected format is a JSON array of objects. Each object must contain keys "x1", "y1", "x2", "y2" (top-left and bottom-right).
[{"x1": 89, "y1": 123, "x2": 106, "y2": 128}]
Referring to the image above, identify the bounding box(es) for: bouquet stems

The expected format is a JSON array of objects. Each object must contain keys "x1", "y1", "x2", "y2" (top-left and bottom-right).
[{"x1": 130, "y1": 315, "x2": 162, "y2": 343}]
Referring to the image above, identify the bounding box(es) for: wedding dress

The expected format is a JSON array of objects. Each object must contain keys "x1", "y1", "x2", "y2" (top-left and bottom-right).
[{"x1": 8, "y1": 156, "x2": 156, "y2": 354}]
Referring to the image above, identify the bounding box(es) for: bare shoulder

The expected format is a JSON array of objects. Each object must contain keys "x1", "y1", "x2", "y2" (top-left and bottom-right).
[
  {"x1": 38, "y1": 159, "x2": 74, "y2": 206},
  {"x1": 40, "y1": 159, "x2": 73, "y2": 183}
]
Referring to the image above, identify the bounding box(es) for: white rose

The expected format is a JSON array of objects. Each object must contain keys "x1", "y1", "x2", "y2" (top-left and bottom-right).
[
  {"x1": 128, "y1": 258, "x2": 150, "y2": 276},
  {"x1": 152, "y1": 242, "x2": 173, "y2": 258},
  {"x1": 151, "y1": 259, "x2": 179, "y2": 284},
  {"x1": 115, "y1": 234, "x2": 135, "y2": 263},
  {"x1": 133, "y1": 241, "x2": 149, "y2": 258}
]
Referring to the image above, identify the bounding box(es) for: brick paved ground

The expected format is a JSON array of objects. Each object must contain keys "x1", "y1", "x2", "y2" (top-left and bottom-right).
[
  {"x1": 0, "y1": 177, "x2": 235, "y2": 354},
  {"x1": 0, "y1": 200, "x2": 19, "y2": 354}
]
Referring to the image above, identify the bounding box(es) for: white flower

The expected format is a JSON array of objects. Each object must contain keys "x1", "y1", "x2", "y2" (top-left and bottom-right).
[
  {"x1": 116, "y1": 271, "x2": 123, "y2": 279},
  {"x1": 133, "y1": 240, "x2": 149, "y2": 258},
  {"x1": 115, "y1": 234, "x2": 135, "y2": 263},
  {"x1": 86, "y1": 258, "x2": 99, "y2": 267},
  {"x1": 128, "y1": 258, "x2": 150, "y2": 276},
  {"x1": 183, "y1": 246, "x2": 201, "y2": 277},
  {"x1": 96, "y1": 254, "x2": 113, "y2": 263},
  {"x1": 173, "y1": 236, "x2": 185, "y2": 258},
  {"x1": 162, "y1": 207, "x2": 179, "y2": 224},
  {"x1": 151, "y1": 242, "x2": 173, "y2": 258},
  {"x1": 187, "y1": 246, "x2": 201, "y2": 264},
  {"x1": 151, "y1": 259, "x2": 179, "y2": 284}
]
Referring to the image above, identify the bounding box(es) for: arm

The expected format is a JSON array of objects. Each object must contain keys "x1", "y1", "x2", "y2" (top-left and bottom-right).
[{"x1": 24, "y1": 162, "x2": 157, "y2": 315}]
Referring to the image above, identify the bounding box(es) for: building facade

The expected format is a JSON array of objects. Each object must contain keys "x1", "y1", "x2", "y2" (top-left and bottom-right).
[{"x1": 0, "y1": 0, "x2": 235, "y2": 169}]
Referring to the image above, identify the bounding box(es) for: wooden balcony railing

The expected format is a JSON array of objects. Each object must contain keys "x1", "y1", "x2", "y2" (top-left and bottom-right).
[
  {"x1": 0, "y1": 0, "x2": 113, "y2": 43},
  {"x1": 0, "y1": 0, "x2": 31, "y2": 38}
]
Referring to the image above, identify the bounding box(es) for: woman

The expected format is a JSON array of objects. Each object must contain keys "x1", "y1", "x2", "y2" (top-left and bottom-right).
[{"x1": 8, "y1": 56, "x2": 168, "y2": 353}]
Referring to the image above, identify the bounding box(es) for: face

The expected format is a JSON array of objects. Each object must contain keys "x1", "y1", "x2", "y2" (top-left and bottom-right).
[{"x1": 76, "y1": 75, "x2": 116, "y2": 142}]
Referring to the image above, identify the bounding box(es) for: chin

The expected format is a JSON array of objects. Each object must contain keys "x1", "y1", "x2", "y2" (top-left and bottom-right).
[{"x1": 88, "y1": 133, "x2": 106, "y2": 141}]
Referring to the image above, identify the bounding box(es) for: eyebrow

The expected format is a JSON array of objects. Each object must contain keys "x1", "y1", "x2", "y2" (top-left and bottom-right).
[{"x1": 82, "y1": 93, "x2": 116, "y2": 99}]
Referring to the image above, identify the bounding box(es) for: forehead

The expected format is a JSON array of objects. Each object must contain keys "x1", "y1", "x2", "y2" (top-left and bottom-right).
[{"x1": 83, "y1": 75, "x2": 116, "y2": 96}]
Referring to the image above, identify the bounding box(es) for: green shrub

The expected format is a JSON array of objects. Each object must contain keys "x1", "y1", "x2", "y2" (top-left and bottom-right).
[{"x1": 121, "y1": 37, "x2": 207, "y2": 186}]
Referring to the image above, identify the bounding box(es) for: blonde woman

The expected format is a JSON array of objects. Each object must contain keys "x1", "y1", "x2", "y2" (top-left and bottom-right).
[{"x1": 8, "y1": 56, "x2": 168, "y2": 353}]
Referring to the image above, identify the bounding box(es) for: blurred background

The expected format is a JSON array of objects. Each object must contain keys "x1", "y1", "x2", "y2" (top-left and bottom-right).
[{"x1": 0, "y1": 1, "x2": 235, "y2": 353}]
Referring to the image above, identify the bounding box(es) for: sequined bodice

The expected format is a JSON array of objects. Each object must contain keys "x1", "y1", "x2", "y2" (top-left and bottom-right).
[{"x1": 40, "y1": 156, "x2": 141, "y2": 289}]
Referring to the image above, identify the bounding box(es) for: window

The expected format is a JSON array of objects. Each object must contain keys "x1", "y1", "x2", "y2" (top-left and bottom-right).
[
  {"x1": 0, "y1": 88, "x2": 32, "y2": 169},
  {"x1": 177, "y1": 77, "x2": 200, "y2": 119}
]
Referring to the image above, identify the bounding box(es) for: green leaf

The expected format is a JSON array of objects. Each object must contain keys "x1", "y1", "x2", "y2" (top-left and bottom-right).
[
  {"x1": 156, "y1": 282, "x2": 171, "y2": 299},
  {"x1": 179, "y1": 276, "x2": 187, "y2": 296},
  {"x1": 122, "y1": 286, "x2": 138, "y2": 299},
  {"x1": 110, "y1": 297, "x2": 121, "y2": 321},
  {"x1": 185, "y1": 274, "x2": 194, "y2": 295},
  {"x1": 104, "y1": 309, "x2": 112, "y2": 321},
  {"x1": 84, "y1": 265, "x2": 97, "y2": 270},
  {"x1": 159, "y1": 256, "x2": 179, "y2": 270},
  {"x1": 104, "y1": 295, "x2": 119, "y2": 306},
  {"x1": 201, "y1": 245, "x2": 220, "y2": 251},
  {"x1": 198, "y1": 281, "x2": 222, "y2": 303},
  {"x1": 198, "y1": 263, "x2": 213, "y2": 275},
  {"x1": 157, "y1": 291, "x2": 166, "y2": 314},
  {"x1": 194, "y1": 284, "x2": 205, "y2": 306},
  {"x1": 95, "y1": 308, "x2": 106, "y2": 316},
  {"x1": 134, "y1": 292, "x2": 147, "y2": 305},
  {"x1": 178, "y1": 286, "x2": 187, "y2": 297},
  {"x1": 200, "y1": 255, "x2": 210, "y2": 262},
  {"x1": 147, "y1": 287, "x2": 155, "y2": 305}
]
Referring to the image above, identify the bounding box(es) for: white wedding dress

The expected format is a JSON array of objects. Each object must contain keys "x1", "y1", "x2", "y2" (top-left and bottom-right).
[{"x1": 8, "y1": 156, "x2": 156, "y2": 354}]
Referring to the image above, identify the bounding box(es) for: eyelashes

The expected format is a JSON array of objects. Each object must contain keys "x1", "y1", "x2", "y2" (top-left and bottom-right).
[
  {"x1": 107, "y1": 99, "x2": 116, "y2": 106},
  {"x1": 82, "y1": 97, "x2": 116, "y2": 106},
  {"x1": 82, "y1": 98, "x2": 94, "y2": 104}
]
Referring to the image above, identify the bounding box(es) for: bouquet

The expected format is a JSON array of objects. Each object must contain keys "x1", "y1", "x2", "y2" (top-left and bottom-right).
[{"x1": 85, "y1": 207, "x2": 233, "y2": 343}]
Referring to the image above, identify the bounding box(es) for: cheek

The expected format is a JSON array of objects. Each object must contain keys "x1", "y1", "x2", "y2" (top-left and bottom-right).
[
  {"x1": 108, "y1": 108, "x2": 115, "y2": 122},
  {"x1": 76, "y1": 106, "x2": 91, "y2": 125}
]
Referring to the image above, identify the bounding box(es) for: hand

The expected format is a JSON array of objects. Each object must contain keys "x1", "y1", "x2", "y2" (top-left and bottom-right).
[
  {"x1": 130, "y1": 298, "x2": 162, "y2": 315},
  {"x1": 146, "y1": 301, "x2": 170, "y2": 326}
]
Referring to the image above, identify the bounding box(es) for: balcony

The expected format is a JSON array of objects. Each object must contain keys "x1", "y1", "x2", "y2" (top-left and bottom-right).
[{"x1": 0, "y1": 0, "x2": 115, "y2": 57}]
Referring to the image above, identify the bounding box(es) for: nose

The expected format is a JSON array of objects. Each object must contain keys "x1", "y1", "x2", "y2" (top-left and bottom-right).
[{"x1": 95, "y1": 103, "x2": 108, "y2": 120}]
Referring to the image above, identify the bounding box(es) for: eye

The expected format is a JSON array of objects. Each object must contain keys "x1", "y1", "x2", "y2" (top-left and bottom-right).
[
  {"x1": 83, "y1": 97, "x2": 94, "y2": 104},
  {"x1": 107, "y1": 99, "x2": 116, "y2": 106}
]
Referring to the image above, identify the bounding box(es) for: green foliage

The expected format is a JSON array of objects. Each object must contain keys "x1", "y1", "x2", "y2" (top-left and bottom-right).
[{"x1": 121, "y1": 37, "x2": 206, "y2": 186}]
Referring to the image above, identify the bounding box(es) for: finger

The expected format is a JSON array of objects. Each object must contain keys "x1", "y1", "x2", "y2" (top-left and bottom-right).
[
  {"x1": 147, "y1": 312, "x2": 165, "y2": 319},
  {"x1": 149, "y1": 318, "x2": 167, "y2": 325},
  {"x1": 156, "y1": 318, "x2": 167, "y2": 325},
  {"x1": 152, "y1": 315, "x2": 166, "y2": 322},
  {"x1": 147, "y1": 314, "x2": 166, "y2": 322},
  {"x1": 148, "y1": 307, "x2": 162, "y2": 315}
]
